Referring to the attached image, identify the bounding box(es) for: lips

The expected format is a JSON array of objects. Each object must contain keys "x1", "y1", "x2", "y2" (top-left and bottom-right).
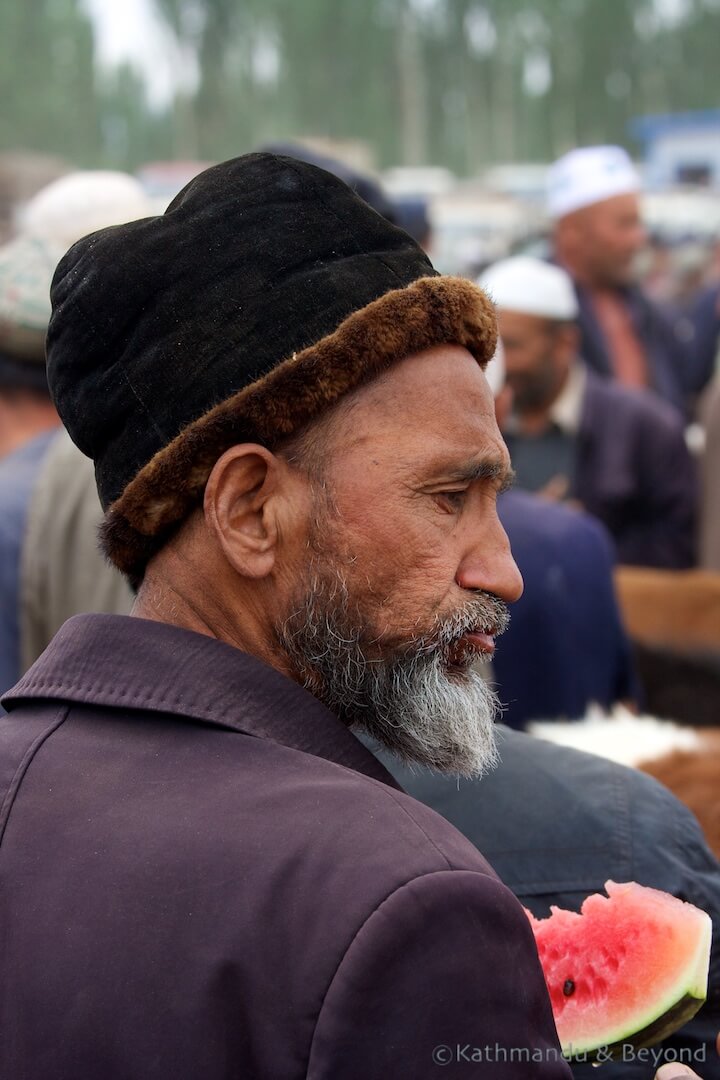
[
  {"x1": 445, "y1": 630, "x2": 497, "y2": 670},
  {"x1": 461, "y1": 631, "x2": 496, "y2": 657}
]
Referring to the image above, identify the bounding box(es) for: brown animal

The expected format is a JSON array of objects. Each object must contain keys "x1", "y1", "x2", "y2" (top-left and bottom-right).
[{"x1": 640, "y1": 732, "x2": 720, "y2": 860}]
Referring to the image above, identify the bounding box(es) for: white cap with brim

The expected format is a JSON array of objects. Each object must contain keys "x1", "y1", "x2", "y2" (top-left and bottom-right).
[
  {"x1": 547, "y1": 145, "x2": 641, "y2": 220},
  {"x1": 480, "y1": 256, "x2": 579, "y2": 321}
]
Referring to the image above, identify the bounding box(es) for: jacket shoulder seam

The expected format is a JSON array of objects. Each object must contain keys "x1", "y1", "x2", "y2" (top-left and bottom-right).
[
  {"x1": 0, "y1": 706, "x2": 69, "y2": 847},
  {"x1": 306, "y1": 867, "x2": 499, "y2": 1074}
]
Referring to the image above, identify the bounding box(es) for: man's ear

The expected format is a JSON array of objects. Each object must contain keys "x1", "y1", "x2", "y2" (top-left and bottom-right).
[
  {"x1": 556, "y1": 322, "x2": 580, "y2": 364},
  {"x1": 203, "y1": 444, "x2": 284, "y2": 579}
]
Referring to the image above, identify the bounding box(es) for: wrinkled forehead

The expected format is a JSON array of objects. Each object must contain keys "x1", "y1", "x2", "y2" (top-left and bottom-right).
[
  {"x1": 355, "y1": 343, "x2": 493, "y2": 418},
  {"x1": 333, "y1": 344, "x2": 507, "y2": 471},
  {"x1": 585, "y1": 191, "x2": 641, "y2": 225}
]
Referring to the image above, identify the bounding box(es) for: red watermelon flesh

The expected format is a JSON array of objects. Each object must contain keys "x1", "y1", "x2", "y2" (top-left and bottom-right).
[{"x1": 526, "y1": 880, "x2": 712, "y2": 1060}]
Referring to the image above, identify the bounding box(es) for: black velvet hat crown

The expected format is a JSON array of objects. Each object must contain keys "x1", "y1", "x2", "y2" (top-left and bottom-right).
[{"x1": 47, "y1": 152, "x2": 497, "y2": 580}]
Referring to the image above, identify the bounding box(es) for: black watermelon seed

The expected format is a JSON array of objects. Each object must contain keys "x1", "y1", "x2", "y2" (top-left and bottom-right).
[{"x1": 563, "y1": 979, "x2": 575, "y2": 997}]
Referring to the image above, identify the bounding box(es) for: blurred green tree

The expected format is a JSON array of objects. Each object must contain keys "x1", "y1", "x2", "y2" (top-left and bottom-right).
[
  {"x1": 4, "y1": 0, "x2": 720, "y2": 175},
  {"x1": 0, "y1": 0, "x2": 100, "y2": 162}
]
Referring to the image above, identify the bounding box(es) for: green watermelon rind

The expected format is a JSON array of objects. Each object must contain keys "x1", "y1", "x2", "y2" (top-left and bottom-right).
[
  {"x1": 561, "y1": 906, "x2": 712, "y2": 1061},
  {"x1": 566, "y1": 990, "x2": 706, "y2": 1062}
]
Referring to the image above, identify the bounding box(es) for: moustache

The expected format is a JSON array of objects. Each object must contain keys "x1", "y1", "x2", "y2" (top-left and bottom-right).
[{"x1": 409, "y1": 593, "x2": 511, "y2": 664}]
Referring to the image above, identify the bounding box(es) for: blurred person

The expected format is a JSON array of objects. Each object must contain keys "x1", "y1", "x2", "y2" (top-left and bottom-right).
[
  {"x1": 700, "y1": 376, "x2": 720, "y2": 571},
  {"x1": 369, "y1": 725, "x2": 720, "y2": 1079},
  {"x1": 261, "y1": 141, "x2": 433, "y2": 253},
  {"x1": 690, "y1": 281, "x2": 720, "y2": 399},
  {"x1": 0, "y1": 172, "x2": 153, "y2": 696},
  {"x1": 20, "y1": 429, "x2": 133, "y2": 671},
  {"x1": 642, "y1": 232, "x2": 676, "y2": 305},
  {"x1": 483, "y1": 345, "x2": 638, "y2": 728},
  {"x1": 482, "y1": 255, "x2": 697, "y2": 569},
  {"x1": 0, "y1": 153, "x2": 570, "y2": 1080},
  {"x1": 393, "y1": 194, "x2": 431, "y2": 249},
  {"x1": 0, "y1": 235, "x2": 63, "y2": 696},
  {"x1": 549, "y1": 146, "x2": 688, "y2": 414},
  {"x1": 259, "y1": 139, "x2": 398, "y2": 222},
  {"x1": 19, "y1": 168, "x2": 153, "y2": 247},
  {"x1": 495, "y1": 491, "x2": 638, "y2": 728}
]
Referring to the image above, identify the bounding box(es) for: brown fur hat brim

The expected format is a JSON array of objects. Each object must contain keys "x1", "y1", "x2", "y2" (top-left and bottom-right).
[{"x1": 101, "y1": 275, "x2": 497, "y2": 580}]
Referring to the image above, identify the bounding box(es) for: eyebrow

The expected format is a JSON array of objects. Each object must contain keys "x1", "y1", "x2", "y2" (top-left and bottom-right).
[{"x1": 435, "y1": 459, "x2": 516, "y2": 493}]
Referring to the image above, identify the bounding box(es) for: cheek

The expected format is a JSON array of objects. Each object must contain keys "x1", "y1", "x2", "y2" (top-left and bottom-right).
[
  {"x1": 330, "y1": 491, "x2": 462, "y2": 619},
  {"x1": 605, "y1": 223, "x2": 632, "y2": 257}
]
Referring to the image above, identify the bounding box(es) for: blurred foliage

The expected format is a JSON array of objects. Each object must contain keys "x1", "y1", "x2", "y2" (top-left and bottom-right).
[
  {"x1": 1, "y1": 0, "x2": 719, "y2": 173},
  {"x1": 0, "y1": 0, "x2": 99, "y2": 161}
]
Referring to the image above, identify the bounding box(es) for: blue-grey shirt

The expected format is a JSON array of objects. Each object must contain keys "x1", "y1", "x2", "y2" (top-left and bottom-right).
[
  {"x1": 0, "y1": 430, "x2": 55, "y2": 700},
  {"x1": 372, "y1": 727, "x2": 720, "y2": 1079}
]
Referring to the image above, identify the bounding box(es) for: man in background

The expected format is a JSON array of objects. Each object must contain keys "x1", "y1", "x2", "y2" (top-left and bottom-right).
[
  {"x1": 480, "y1": 344, "x2": 638, "y2": 727},
  {"x1": 0, "y1": 234, "x2": 62, "y2": 693},
  {"x1": 549, "y1": 145, "x2": 689, "y2": 414},
  {"x1": 482, "y1": 255, "x2": 697, "y2": 568},
  {"x1": 0, "y1": 171, "x2": 152, "y2": 699}
]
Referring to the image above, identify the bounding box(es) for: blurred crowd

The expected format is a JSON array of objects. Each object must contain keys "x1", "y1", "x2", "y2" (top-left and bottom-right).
[{"x1": 1, "y1": 142, "x2": 719, "y2": 731}]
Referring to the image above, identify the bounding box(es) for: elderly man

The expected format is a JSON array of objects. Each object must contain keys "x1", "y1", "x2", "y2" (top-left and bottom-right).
[
  {"x1": 0, "y1": 154, "x2": 569, "y2": 1079},
  {"x1": 482, "y1": 255, "x2": 697, "y2": 569},
  {"x1": 548, "y1": 145, "x2": 688, "y2": 414}
]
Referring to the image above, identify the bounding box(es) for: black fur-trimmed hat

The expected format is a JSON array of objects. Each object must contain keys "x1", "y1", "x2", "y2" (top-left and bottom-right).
[{"x1": 47, "y1": 152, "x2": 497, "y2": 581}]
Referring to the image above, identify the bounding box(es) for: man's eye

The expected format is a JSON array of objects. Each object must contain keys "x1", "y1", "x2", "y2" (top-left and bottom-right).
[{"x1": 435, "y1": 490, "x2": 466, "y2": 511}]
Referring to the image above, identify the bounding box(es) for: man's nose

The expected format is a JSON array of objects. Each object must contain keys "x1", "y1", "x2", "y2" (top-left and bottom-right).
[{"x1": 455, "y1": 524, "x2": 524, "y2": 604}]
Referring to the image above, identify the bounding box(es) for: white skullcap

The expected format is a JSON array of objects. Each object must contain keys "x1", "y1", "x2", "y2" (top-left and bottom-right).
[
  {"x1": 480, "y1": 256, "x2": 579, "y2": 321},
  {"x1": 20, "y1": 171, "x2": 153, "y2": 249},
  {"x1": 483, "y1": 339, "x2": 505, "y2": 397},
  {"x1": 547, "y1": 145, "x2": 641, "y2": 220}
]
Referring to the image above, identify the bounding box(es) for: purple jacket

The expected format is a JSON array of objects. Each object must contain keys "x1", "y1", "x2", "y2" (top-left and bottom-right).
[
  {"x1": 575, "y1": 284, "x2": 687, "y2": 415},
  {"x1": 574, "y1": 372, "x2": 697, "y2": 569},
  {"x1": 0, "y1": 614, "x2": 569, "y2": 1079}
]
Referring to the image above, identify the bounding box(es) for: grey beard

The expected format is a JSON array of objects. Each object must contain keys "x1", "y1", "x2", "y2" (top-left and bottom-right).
[{"x1": 275, "y1": 566, "x2": 509, "y2": 779}]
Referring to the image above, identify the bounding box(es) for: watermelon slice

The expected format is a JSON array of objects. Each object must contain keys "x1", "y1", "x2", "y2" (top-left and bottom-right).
[{"x1": 526, "y1": 881, "x2": 712, "y2": 1061}]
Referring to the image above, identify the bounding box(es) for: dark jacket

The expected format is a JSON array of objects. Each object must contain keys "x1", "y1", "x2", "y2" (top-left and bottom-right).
[
  {"x1": 375, "y1": 725, "x2": 720, "y2": 1080},
  {"x1": 575, "y1": 283, "x2": 687, "y2": 415},
  {"x1": 689, "y1": 282, "x2": 720, "y2": 399},
  {"x1": 574, "y1": 371, "x2": 697, "y2": 568},
  {"x1": 495, "y1": 491, "x2": 637, "y2": 728},
  {"x1": 0, "y1": 614, "x2": 569, "y2": 1080}
]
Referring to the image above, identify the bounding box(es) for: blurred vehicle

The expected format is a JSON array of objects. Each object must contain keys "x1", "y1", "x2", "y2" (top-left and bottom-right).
[{"x1": 428, "y1": 186, "x2": 543, "y2": 278}]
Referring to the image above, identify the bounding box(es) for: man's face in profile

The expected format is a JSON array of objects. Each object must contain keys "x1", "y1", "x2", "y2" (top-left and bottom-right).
[
  {"x1": 275, "y1": 344, "x2": 523, "y2": 777},
  {"x1": 573, "y1": 193, "x2": 647, "y2": 288}
]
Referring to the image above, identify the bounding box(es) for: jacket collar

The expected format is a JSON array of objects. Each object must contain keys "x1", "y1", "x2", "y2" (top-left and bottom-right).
[{"x1": 3, "y1": 613, "x2": 401, "y2": 790}]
